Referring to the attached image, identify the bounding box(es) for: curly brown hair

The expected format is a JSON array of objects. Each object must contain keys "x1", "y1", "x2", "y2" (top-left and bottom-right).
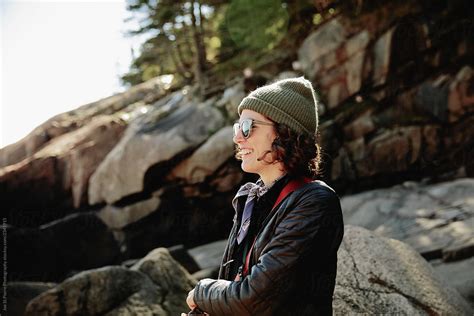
[{"x1": 234, "y1": 122, "x2": 322, "y2": 179}]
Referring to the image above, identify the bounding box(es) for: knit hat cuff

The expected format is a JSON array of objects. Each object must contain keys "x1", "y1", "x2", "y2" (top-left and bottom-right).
[{"x1": 239, "y1": 96, "x2": 313, "y2": 134}]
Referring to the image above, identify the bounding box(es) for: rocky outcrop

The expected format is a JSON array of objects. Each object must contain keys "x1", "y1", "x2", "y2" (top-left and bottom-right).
[
  {"x1": 2, "y1": 2, "x2": 472, "y2": 297},
  {"x1": 97, "y1": 195, "x2": 162, "y2": 230},
  {"x1": 181, "y1": 226, "x2": 473, "y2": 314},
  {"x1": 299, "y1": 18, "x2": 370, "y2": 109},
  {"x1": 24, "y1": 266, "x2": 166, "y2": 316},
  {"x1": 88, "y1": 95, "x2": 225, "y2": 205},
  {"x1": 168, "y1": 126, "x2": 235, "y2": 184},
  {"x1": 298, "y1": 2, "x2": 473, "y2": 192},
  {"x1": 341, "y1": 178, "x2": 474, "y2": 262},
  {"x1": 22, "y1": 227, "x2": 472, "y2": 315},
  {"x1": 416, "y1": 66, "x2": 474, "y2": 123},
  {"x1": 334, "y1": 225, "x2": 472, "y2": 315},
  {"x1": 0, "y1": 116, "x2": 126, "y2": 225},
  {"x1": 24, "y1": 248, "x2": 195, "y2": 316},
  {"x1": 341, "y1": 177, "x2": 474, "y2": 306},
  {"x1": 118, "y1": 189, "x2": 235, "y2": 259},
  {"x1": 432, "y1": 257, "x2": 474, "y2": 308},
  {"x1": 131, "y1": 248, "x2": 196, "y2": 316},
  {"x1": 8, "y1": 282, "x2": 56, "y2": 316},
  {"x1": 215, "y1": 81, "x2": 246, "y2": 122},
  {"x1": 10, "y1": 213, "x2": 120, "y2": 282},
  {"x1": 0, "y1": 77, "x2": 169, "y2": 169}
]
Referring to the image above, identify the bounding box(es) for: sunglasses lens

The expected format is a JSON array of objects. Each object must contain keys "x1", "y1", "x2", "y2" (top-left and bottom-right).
[
  {"x1": 241, "y1": 120, "x2": 251, "y2": 138},
  {"x1": 233, "y1": 119, "x2": 253, "y2": 138},
  {"x1": 233, "y1": 123, "x2": 240, "y2": 137}
]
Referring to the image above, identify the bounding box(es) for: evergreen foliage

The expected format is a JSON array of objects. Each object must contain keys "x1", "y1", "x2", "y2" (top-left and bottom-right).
[{"x1": 122, "y1": 0, "x2": 322, "y2": 94}]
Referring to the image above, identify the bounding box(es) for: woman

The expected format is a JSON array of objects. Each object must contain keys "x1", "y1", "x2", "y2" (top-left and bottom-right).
[{"x1": 184, "y1": 77, "x2": 344, "y2": 315}]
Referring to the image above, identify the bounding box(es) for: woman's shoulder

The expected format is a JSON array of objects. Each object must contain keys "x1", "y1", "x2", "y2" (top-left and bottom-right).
[
  {"x1": 291, "y1": 179, "x2": 341, "y2": 207},
  {"x1": 300, "y1": 179, "x2": 338, "y2": 196},
  {"x1": 279, "y1": 179, "x2": 343, "y2": 225}
]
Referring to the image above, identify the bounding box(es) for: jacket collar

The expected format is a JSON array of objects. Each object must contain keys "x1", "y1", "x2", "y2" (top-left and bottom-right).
[{"x1": 231, "y1": 174, "x2": 289, "y2": 214}]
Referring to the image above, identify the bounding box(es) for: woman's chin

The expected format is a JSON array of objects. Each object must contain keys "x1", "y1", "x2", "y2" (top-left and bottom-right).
[{"x1": 241, "y1": 159, "x2": 257, "y2": 174}]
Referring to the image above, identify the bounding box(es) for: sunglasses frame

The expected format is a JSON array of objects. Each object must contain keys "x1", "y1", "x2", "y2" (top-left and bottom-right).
[{"x1": 233, "y1": 118, "x2": 274, "y2": 139}]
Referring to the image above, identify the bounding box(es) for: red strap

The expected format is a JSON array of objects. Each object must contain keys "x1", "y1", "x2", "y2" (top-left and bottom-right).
[
  {"x1": 241, "y1": 177, "x2": 312, "y2": 277},
  {"x1": 272, "y1": 177, "x2": 312, "y2": 211}
]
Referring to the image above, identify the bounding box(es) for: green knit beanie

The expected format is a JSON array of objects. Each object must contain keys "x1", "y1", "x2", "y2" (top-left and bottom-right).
[{"x1": 238, "y1": 77, "x2": 319, "y2": 135}]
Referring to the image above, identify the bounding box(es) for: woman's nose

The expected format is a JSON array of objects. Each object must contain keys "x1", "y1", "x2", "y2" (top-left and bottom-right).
[{"x1": 233, "y1": 129, "x2": 244, "y2": 144}]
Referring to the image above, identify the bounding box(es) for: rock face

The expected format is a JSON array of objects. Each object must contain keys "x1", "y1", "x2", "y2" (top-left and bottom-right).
[
  {"x1": 97, "y1": 195, "x2": 162, "y2": 230},
  {"x1": 178, "y1": 226, "x2": 474, "y2": 315},
  {"x1": 215, "y1": 81, "x2": 245, "y2": 122},
  {"x1": 341, "y1": 177, "x2": 474, "y2": 307},
  {"x1": 341, "y1": 178, "x2": 474, "y2": 262},
  {"x1": 298, "y1": 2, "x2": 474, "y2": 192},
  {"x1": 88, "y1": 96, "x2": 225, "y2": 205},
  {"x1": 8, "y1": 282, "x2": 57, "y2": 316},
  {"x1": 24, "y1": 248, "x2": 195, "y2": 316},
  {"x1": 0, "y1": 77, "x2": 168, "y2": 169},
  {"x1": 334, "y1": 225, "x2": 472, "y2": 315},
  {"x1": 299, "y1": 18, "x2": 370, "y2": 108},
  {"x1": 119, "y1": 190, "x2": 235, "y2": 259},
  {"x1": 10, "y1": 213, "x2": 120, "y2": 282},
  {"x1": 1, "y1": 116, "x2": 126, "y2": 225},
  {"x1": 131, "y1": 248, "x2": 196, "y2": 316},
  {"x1": 432, "y1": 257, "x2": 474, "y2": 307},
  {"x1": 24, "y1": 266, "x2": 166, "y2": 316},
  {"x1": 416, "y1": 66, "x2": 474, "y2": 123},
  {"x1": 2, "y1": 1, "x2": 472, "y2": 293},
  {"x1": 168, "y1": 126, "x2": 235, "y2": 184}
]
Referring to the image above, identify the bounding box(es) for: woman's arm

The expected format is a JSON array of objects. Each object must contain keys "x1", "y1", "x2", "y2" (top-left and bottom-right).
[{"x1": 192, "y1": 187, "x2": 344, "y2": 315}]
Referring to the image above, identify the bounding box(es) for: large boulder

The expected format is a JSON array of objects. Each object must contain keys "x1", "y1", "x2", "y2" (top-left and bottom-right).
[
  {"x1": 296, "y1": 4, "x2": 473, "y2": 189},
  {"x1": 88, "y1": 94, "x2": 225, "y2": 205},
  {"x1": 334, "y1": 225, "x2": 472, "y2": 315},
  {"x1": 24, "y1": 248, "x2": 195, "y2": 316},
  {"x1": 24, "y1": 266, "x2": 167, "y2": 316},
  {"x1": 341, "y1": 178, "x2": 474, "y2": 262},
  {"x1": 0, "y1": 116, "x2": 126, "y2": 223},
  {"x1": 168, "y1": 126, "x2": 235, "y2": 184},
  {"x1": 131, "y1": 248, "x2": 196, "y2": 316}
]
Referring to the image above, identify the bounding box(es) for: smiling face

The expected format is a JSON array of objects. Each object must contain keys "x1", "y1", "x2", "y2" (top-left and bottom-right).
[{"x1": 233, "y1": 109, "x2": 286, "y2": 185}]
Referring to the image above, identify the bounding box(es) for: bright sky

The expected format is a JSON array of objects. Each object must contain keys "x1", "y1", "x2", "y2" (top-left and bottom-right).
[{"x1": 1, "y1": 0, "x2": 147, "y2": 148}]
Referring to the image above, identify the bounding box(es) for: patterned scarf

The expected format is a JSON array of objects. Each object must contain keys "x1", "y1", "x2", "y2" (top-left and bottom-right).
[{"x1": 232, "y1": 175, "x2": 285, "y2": 244}]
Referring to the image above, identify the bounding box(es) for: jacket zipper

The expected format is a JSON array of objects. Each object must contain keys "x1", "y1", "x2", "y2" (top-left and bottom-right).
[{"x1": 224, "y1": 222, "x2": 239, "y2": 279}]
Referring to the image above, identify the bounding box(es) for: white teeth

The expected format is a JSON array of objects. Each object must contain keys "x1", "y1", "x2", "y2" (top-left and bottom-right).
[{"x1": 240, "y1": 149, "x2": 253, "y2": 155}]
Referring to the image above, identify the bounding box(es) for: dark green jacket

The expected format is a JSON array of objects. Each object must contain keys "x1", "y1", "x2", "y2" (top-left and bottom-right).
[{"x1": 194, "y1": 180, "x2": 344, "y2": 315}]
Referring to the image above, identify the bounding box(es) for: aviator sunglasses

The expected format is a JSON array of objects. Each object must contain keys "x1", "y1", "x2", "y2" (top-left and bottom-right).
[{"x1": 233, "y1": 118, "x2": 274, "y2": 139}]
